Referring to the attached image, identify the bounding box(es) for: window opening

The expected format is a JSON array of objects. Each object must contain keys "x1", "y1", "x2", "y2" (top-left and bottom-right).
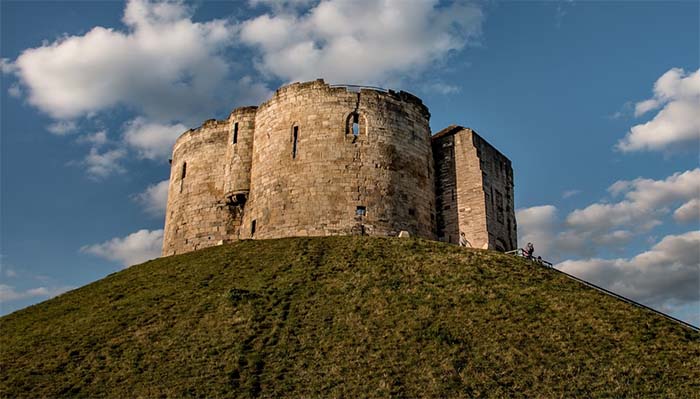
[
  {"x1": 233, "y1": 122, "x2": 238, "y2": 144},
  {"x1": 181, "y1": 162, "x2": 187, "y2": 179},
  {"x1": 408, "y1": 208, "x2": 416, "y2": 216},
  {"x1": 347, "y1": 113, "x2": 363, "y2": 141},
  {"x1": 352, "y1": 113, "x2": 359, "y2": 137},
  {"x1": 356, "y1": 206, "x2": 366, "y2": 216},
  {"x1": 292, "y1": 126, "x2": 299, "y2": 159},
  {"x1": 251, "y1": 220, "x2": 257, "y2": 236}
]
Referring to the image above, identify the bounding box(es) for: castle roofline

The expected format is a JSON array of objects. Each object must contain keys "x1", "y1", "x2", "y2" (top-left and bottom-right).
[
  {"x1": 265, "y1": 79, "x2": 430, "y2": 119},
  {"x1": 432, "y1": 125, "x2": 511, "y2": 164},
  {"x1": 431, "y1": 125, "x2": 467, "y2": 140},
  {"x1": 228, "y1": 106, "x2": 258, "y2": 119}
]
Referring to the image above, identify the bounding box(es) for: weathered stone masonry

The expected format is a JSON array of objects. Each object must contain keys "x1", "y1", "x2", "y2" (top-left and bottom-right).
[{"x1": 162, "y1": 79, "x2": 516, "y2": 256}]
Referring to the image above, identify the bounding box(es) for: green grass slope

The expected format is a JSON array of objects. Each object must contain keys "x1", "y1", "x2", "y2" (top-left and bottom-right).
[{"x1": 1, "y1": 237, "x2": 698, "y2": 398}]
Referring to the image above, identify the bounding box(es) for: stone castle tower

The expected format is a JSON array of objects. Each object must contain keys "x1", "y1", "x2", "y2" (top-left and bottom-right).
[{"x1": 162, "y1": 79, "x2": 516, "y2": 256}]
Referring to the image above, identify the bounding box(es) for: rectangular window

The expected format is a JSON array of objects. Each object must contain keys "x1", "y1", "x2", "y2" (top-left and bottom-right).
[
  {"x1": 233, "y1": 122, "x2": 238, "y2": 144},
  {"x1": 408, "y1": 208, "x2": 416, "y2": 216},
  {"x1": 251, "y1": 220, "x2": 257, "y2": 236},
  {"x1": 292, "y1": 126, "x2": 299, "y2": 159},
  {"x1": 356, "y1": 206, "x2": 366, "y2": 216},
  {"x1": 352, "y1": 113, "x2": 359, "y2": 137}
]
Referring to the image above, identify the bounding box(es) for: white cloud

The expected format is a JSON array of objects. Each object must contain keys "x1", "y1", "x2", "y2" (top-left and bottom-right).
[
  {"x1": 84, "y1": 147, "x2": 127, "y2": 179},
  {"x1": 0, "y1": 284, "x2": 72, "y2": 302},
  {"x1": 240, "y1": 0, "x2": 483, "y2": 84},
  {"x1": 77, "y1": 130, "x2": 109, "y2": 147},
  {"x1": 516, "y1": 204, "x2": 594, "y2": 260},
  {"x1": 566, "y1": 168, "x2": 700, "y2": 232},
  {"x1": 562, "y1": 189, "x2": 581, "y2": 199},
  {"x1": 558, "y1": 231, "x2": 700, "y2": 308},
  {"x1": 123, "y1": 117, "x2": 187, "y2": 160},
  {"x1": 516, "y1": 205, "x2": 559, "y2": 256},
  {"x1": 2, "y1": 0, "x2": 274, "y2": 180},
  {"x1": 81, "y1": 228, "x2": 163, "y2": 267},
  {"x1": 633, "y1": 98, "x2": 659, "y2": 117},
  {"x1": 4, "y1": 0, "x2": 480, "y2": 181},
  {"x1": 517, "y1": 169, "x2": 699, "y2": 262},
  {"x1": 422, "y1": 82, "x2": 461, "y2": 94},
  {"x1": 8, "y1": 83, "x2": 21, "y2": 98},
  {"x1": 0, "y1": 58, "x2": 16, "y2": 74},
  {"x1": 47, "y1": 120, "x2": 78, "y2": 135},
  {"x1": 617, "y1": 68, "x2": 700, "y2": 152},
  {"x1": 5, "y1": 0, "x2": 268, "y2": 124},
  {"x1": 248, "y1": 0, "x2": 314, "y2": 12},
  {"x1": 674, "y1": 198, "x2": 700, "y2": 223},
  {"x1": 133, "y1": 180, "x2": 169, "y2": 217}
]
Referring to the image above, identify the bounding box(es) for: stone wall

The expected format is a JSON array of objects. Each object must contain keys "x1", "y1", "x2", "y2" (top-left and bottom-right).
[
  {"x1": 432, "y1": 126, "x2": 516, "y2": 251},
  {"x1": 432, "y1": 131, "x2": 461, "y2": 244},
  {"x1": 162, "y1": 119, "x2": 237, "y2": 256},
  {"x1": 162, "y1": 80, "x2": 515, "y2": 256},
  {"x1": 224, "y1": 107, "x2": 257, "y2": 195},
  {"x1": 240, "y1": 80, "x2": 436, "y2": 240},
  {"x1": 476, "y1": 132, "x2": 517, "y2": 251}
]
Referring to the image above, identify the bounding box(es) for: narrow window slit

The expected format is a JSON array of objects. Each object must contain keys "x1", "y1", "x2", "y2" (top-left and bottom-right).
[
  {"x1": 292, "y1": 126, "x2": 299, "y2": 159},
  {"x1": 179, "y1": 162, "x2": 187, "y2": 193},
  {"x1": 233, "y1": 122, "x2": 238, "y2": 144}
]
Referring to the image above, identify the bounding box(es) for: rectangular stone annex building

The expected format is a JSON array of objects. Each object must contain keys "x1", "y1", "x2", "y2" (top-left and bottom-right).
[{"x1": 162, "y1": 80, "x2": 516, "y2": 256}]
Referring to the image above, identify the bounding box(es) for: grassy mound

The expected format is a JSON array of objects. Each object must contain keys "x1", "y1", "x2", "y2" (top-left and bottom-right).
[{"x1": 1, "y1": 236, "x2": 698, "y2": 398}]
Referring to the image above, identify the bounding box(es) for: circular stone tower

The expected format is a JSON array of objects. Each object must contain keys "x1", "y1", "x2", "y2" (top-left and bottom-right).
[
  {"x1": 240, "y1": 79, "x2": 436, "y2": 240},
  {"x1": 162, "y1": 107, "x2": 256, "y2": 256}
]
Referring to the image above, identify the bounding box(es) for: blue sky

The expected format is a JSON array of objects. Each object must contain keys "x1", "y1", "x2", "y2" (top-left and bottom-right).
[{"x1": 1, "y1": 0, "x2": 698, "y2": 325}]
